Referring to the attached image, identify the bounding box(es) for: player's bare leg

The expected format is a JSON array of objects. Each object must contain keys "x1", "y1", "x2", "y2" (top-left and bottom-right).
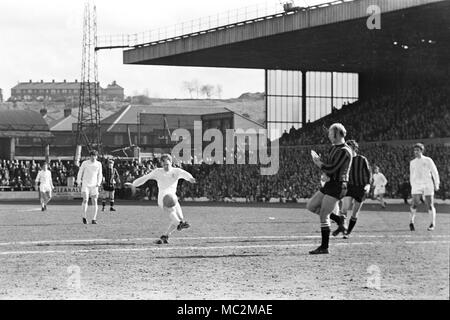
[
  {"x1": 39, "y1": 192, "x2": 46, "y2": 211},
  {"x1": 156, "y1": 207, "x2": 181, "y2": 244},
  {"x1": 306, "y1": 191, "x2": 325, "y2": 215},
  {"x1": 81, "y1": 192, "x2": 89, "y2": 224},
  {"x1": 310, "y1": 195, "x2": 338, "y2": 254},
  {"x1": 377, "y1": 194, "x2": 386, "y2": 208},
  {"x1": 344, "y1": 200, "x2": 363, "y2": 239},
  {"x1": 43, "y1": 191, "x2": 52, "y2": 211},
  {"x1": 409, "y1": 194, "x2": 421, "y2": 231},
  {"x1": 425, "y1": 195, "x2": 436, "y2": 230},
  {"x1": 91, "y1": 195, "x2": 99, "y2": 224},
  {"x1": 109, "y1": 191, "x2": 116, "y2": 211},
  {"x1": 174, "y1": 202, "x2": 190, "y2": 230},
  {"x1": 333, "y1": 197, "x2": 352, "y2": 237}
]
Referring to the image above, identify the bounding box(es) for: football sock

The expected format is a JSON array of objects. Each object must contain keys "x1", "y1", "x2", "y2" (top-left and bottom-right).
[
  {"x1": 347, "y1": 217, "x2": 358, "y2": 234},
  {"x1": 429, "y1": 207, "x2": 436, "y2": 226},
  {"x1": 330, "y1": 213, "x2": 340, "y2": 225},
  {"x1": 166, "y1": 223, "x2": 178, "y2": 236},
  {"x1": 320, "y1": 225, "x2": 330, "y2": 249},
  {"x1": 102, "y1": 200, "x2": 106, "y2": 209},
  {"x1": 92, "y1": 203, "x2": 98, "y2": 221},
  {"x1": 110, "y1": 200, "x2": 114, "y2": 208},
  {"x1": 82, "y1": 200, "x2": 88, "y2": 218},
  {"x1": 410, "y1": 207, "x2": 416, "y2": 224}
]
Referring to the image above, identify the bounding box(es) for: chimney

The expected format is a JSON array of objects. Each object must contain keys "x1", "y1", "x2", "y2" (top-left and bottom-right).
[
  {"x1": 29, "y1": 80, "x2": 32, "y2": 83},
  {"x1": 75, "y1": 79, "x2": 78, "y2": 83},
  {"x1": 63, "y1": 79, "x2": 66, "y2": 83},
  {"x1": 64, "y1": 108, "x2": 72, "y2": 117},
  {"x1": 40, "y1": 108, "x2": 47, "y2": 117},
  {"x1": 52, "y1": 80, "x2": 55, "y2": 83},
  {"x1": 40, "y1": 80, "x2": 43, "y2": 83}
]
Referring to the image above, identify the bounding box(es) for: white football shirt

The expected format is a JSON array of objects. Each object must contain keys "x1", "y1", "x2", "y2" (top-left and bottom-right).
[
  {"x1": 35, "y1": 170, "x2": 53, "y2": 192},
  {"x1": 410, "y1": 156, "x2": 440, "y2": 187},
  {"x1": 77, "y1": 160, "x2": 103, "y2": 188},
  {"x1": 372, "y1": 172, "x2": 387, "y2": 188}
]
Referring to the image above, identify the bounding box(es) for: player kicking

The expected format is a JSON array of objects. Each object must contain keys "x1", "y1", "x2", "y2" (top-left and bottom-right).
[
  {"x1": 307, "y1": 123, "x2": 352, "y2": 254},
  {"x1": 332, "y1": 140, "x2": 371, "y2": 239},
  {"x1": 372, "y1": 166, "x2": 387, "y2": 208},
  {"x1": 35, "y1": 161, "x2": 55, "y2": 212},
  {"x1": 101, "y1": 159, "x2": 121, "y2": 212},
  {"x1": 409, "y1": 143, "x2": 440, "y2": 231},
  {"x1": 131, "y1": 154, "x2": 196, "y2": 244},
  {"x1": 77, "y1": 150, "x2": 103, "y2": 225}
]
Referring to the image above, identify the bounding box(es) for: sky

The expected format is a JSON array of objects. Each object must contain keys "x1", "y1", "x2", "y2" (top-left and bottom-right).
[{"x1": 0, "y1": 0, "x2": 327, "y2": 100}]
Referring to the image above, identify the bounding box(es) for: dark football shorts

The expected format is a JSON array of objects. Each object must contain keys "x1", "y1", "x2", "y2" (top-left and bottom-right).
[
  {"x1": 102, "y1": 184, "x2": 115, "y2": 192},
  {"x1": 320, "y1": 181, "x2": 348, "y2": 200},
  {"x1": 345, "y1": 185, "x2": 367, "y2": 203}
]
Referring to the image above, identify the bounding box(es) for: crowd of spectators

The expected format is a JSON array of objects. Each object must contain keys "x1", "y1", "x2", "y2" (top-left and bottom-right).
[
  {"x1": 280, "y1": 84, "x2": 450, "y2": 146},
  {"x1": 1, "y1": 82, "x2": 449, "y2": 200},
  {"x1": 0, "y1": 141, "x2": 449, "y2": 200}
]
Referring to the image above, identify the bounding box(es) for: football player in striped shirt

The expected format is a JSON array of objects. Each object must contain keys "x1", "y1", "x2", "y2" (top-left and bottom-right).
[
  {"x1": 332, "y1": 140, "x2": 371, "y2": 238},
  {"x1": 307, "y1": 123, "x2": 353, "y2": 254},
  {"x1": 101, "y1": 159, "x2": 121, "y2": 212},
  {"x1": 409, "y1": 143, "x2": 440, "y2": 231}
]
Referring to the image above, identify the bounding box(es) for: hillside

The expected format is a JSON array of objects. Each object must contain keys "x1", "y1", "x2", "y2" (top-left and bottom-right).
[{"x1": 0, "y1": 93, "x2": 265, "y2": 126}]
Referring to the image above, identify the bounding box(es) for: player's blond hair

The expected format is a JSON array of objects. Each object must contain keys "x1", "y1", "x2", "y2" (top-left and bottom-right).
[
  {"x1": 329, "y1": 123, "x2": 347, "y2": 138},
  {"x1": 161, "y1": 154, "x2": 173, "y2": 163}
]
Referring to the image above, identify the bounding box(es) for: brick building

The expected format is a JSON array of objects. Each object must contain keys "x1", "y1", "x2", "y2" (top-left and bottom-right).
[{"x1": 10, "y1": 80, "x2": 124, "y2": 102}]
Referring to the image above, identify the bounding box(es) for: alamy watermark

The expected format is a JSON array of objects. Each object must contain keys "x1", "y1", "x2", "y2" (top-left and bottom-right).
[
  {"x1": 171, "y1": 121, "x2": 279, "y2": 176},
  {"x1": 366, "y1": 264, "x2": 381, "y2": 290},
  {"x1": 367, "y1": 5, "x2": 381, "y2": 30},
  {"x1": 67, "y1": 265, "x2": 81, "y2": 291}
]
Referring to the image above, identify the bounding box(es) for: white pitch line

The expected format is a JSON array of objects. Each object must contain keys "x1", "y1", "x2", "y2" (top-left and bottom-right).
[
  {"x1": 0, "y1": 240, "x2": 449, "y2": 256},
  {"x1": 0, "y1": 234, "x2": 449, "y2": 247}
]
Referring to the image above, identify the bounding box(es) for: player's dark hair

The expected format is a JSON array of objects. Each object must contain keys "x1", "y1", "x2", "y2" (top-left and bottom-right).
[
  {"x1": 414, "y1": 143, "x2": 425, "y2": 152},
  {"x1": 89, "y1": 150, "x2": 98, "y2": 156},
  {"x1": 347, "y1": 140, "x2": 359, "y2": 152}
]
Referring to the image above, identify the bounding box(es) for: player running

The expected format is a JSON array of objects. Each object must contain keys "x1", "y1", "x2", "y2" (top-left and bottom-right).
[
  {"x1": 307, "y1": 123, "x2": 353, "y2": 254},
  {"x1": 101, "y1": 159, "x2": 121, "y2": 212},
  {"x1": 409, "y1": 143, "x2": 440, "y2": 231},
  {"x1": 372, "y1": 166, "x2": 387, "y2": 208},
  {"x1": 77, "y1": 150, "x2": 103, "y2": 225},
  {"x1": 332, "y1": 140, "x2": 371, "y2": 239},
  {"x1": 131, "y1": 154, "x2": 196, "y2": 244},
  {"x1": 35, "y1": 161, "x2": 55, "y2": 212}
]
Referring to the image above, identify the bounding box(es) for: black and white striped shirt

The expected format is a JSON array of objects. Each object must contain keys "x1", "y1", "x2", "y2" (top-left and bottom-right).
[{"x1": 348, "y1": 155, "x2": 371, "y2": 187}]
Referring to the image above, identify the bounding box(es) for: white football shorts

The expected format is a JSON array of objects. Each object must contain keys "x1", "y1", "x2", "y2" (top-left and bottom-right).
[
  {"x1": 411, "y1": 183, "x2": 434, "y2": 196},
  {"x1": 81, "y1": 185, "x2": 99, "y2": 197},
  {"x1": 374, "y1": 186, "x2": 385, "y2": 196}
]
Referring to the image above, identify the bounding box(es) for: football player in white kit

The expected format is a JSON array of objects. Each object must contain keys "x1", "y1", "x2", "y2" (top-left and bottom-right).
[
  {"x1": 77, "y1": 150, "x2": 103, "y2": 225},
  {"x1": 131, "y1": 154, "x2": 196, "y2": 244},
  {"x1": 409, "y1": 143, "x2": 440, "y2": 231},
  {"x1": 372, "y1": 166, "x2": 388, "y2": 208},
  {"x1": 35, "y1": 162, "x2": 55, "y2": 211}
]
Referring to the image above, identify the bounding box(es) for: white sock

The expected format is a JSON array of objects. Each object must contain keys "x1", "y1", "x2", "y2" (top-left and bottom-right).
[
  {"x1": 429, "y1": 207, "x2": 436, "y2": 226},
  {"x1": 410, "y1": 208, "x2": 416, "y2": 224}
]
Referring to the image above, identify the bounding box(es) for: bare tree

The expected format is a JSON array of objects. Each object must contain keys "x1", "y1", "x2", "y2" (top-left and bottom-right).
[
  {"x1": 215, "y1": 84, "x2": 223, "y2": 99},
  {"x1": 200, "y1": 84, "x2": 214, "y2": 99},
  {"x1": 182, "y1": 81, "x2": 195, "y2": 99}
]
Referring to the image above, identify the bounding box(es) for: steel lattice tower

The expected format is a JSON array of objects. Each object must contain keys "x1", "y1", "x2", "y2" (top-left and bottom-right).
[{"x1": 75, "y1": 1, "x2": 101, "y2": 163}]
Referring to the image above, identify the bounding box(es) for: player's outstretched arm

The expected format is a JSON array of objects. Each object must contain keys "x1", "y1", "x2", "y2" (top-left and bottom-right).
[
  {"x1": 131, "y1": 171, "x2": 157, "y2": 187},
  {"x1": 177, "y1": 168, "x2": 196, "y2": 183}
]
